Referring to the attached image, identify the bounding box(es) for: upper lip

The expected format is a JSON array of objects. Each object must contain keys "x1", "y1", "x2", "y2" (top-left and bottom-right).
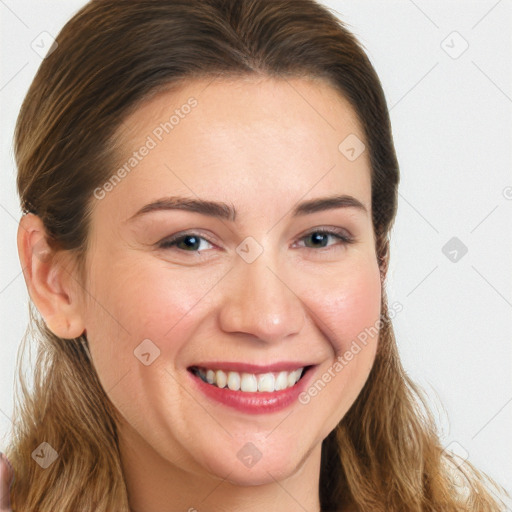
[{"x1": 188, "y1": 361, "x2": 315, "y2": 374}]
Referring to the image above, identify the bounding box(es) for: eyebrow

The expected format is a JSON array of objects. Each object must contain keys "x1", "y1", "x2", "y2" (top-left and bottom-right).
[{"x1": 127, "y1": 194, "x2": 368, "y2": 223}]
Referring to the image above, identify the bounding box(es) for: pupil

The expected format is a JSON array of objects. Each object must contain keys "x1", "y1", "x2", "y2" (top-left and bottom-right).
[
  {"x1": 182, "y1": 236, "x2": 199, "y2": 250},
  {"x1": 310, "y1": 232, "x2": 327, "y2": 247},
  {"x1": 178, "y1": 234, "x2": 329, "y2": 250}
]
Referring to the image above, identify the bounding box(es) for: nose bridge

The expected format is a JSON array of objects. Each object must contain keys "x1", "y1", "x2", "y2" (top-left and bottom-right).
[{"x1": 218, "y1": 244, "x2": 305, "y2": 342}]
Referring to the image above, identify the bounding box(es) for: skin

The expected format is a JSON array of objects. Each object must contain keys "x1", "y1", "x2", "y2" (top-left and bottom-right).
[
  {"x1": 0, "y1": 454, "x2": 13, "y2": 512},
  {"x1": 18, "y1": 76, "x2": 382, "y2": 512}
]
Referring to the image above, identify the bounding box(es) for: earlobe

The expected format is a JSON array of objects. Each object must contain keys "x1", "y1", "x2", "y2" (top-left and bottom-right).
[{"x1": 17, "y1": 213, "x2": 86, "y2": 339}]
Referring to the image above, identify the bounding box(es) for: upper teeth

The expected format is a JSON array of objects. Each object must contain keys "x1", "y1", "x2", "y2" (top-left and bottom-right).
[{"x1": 195, "y1": 367, "x2": 304, "y2": 392}]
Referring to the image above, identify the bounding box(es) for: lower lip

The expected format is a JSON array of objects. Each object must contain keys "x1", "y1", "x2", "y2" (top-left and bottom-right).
[{"x1": 187, "y1": 366, "x2": 316, "y2": 414}]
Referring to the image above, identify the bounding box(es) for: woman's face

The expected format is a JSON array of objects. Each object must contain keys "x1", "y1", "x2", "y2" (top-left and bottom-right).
[{"x1": 80, "y1": 76, "x2": 381, "y2": 485}]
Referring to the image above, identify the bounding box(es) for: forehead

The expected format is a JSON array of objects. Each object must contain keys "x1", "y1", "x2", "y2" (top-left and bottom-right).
[{"x1": 97, "y1": 76, "x2": 371, "y2": 222}]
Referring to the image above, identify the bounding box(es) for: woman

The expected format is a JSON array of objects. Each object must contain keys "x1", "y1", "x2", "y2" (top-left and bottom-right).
[{"x1": 2, "y1": 0, "x2": 509, "y2": 510}]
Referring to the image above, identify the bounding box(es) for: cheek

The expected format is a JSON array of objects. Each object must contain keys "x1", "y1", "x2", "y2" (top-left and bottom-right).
[
  {"x1": 83, "y1": 260, "x2": 215, "y2": 384},
  {"x1": 297, "y1": 261, "x2": 381, "y2": 429},
  {"x1": 308, "y1": 261, "x2": 382, "y2": 356}
]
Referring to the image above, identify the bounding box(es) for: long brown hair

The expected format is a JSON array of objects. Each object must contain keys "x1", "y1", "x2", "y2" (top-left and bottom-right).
[{"x1": 7, "y1": 1, "x2": 509, "y2": 510}]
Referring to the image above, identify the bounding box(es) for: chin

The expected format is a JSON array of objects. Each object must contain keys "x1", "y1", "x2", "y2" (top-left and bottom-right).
[
  {"x1": 201, "y1": 451, "x2": 301, "y2": 486},
  {"x1": 223, "y1": 466, "x2": 297, "y2": 487}
]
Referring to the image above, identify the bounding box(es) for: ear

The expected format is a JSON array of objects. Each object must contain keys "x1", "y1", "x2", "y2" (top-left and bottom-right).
[{"x1": 17, "y1": 213, "x2": 86, "y2": 339}]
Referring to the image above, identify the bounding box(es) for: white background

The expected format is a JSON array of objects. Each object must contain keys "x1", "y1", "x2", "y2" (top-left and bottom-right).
[{"x1": 1, "y1": 0, "x2": 511, "y2": 498}]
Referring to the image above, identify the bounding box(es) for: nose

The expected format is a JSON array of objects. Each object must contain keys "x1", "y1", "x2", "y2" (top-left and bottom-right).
[{"x1": 217, "y1": 250, "x2": 306, "y2": 344}]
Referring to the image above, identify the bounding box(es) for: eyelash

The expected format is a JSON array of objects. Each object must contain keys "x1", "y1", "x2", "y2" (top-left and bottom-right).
[{"x1": 157, "y1": 228, "x2": 355, "y2": 255}]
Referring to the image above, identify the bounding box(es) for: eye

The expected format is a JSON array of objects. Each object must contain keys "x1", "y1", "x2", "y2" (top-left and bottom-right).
[
  {"x1": 158, "y1": 232, "x2": 214, "y2": 252},
  {"x1": 157, "y1": 227, "x2": 355, "y2": 255},
  {"x1": 294, "y1": 228, "x2": 354, "y2": 250}
]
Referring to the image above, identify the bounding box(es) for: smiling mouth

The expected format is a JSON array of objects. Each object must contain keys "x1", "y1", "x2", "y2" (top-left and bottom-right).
[{"x1": 188, "y1": 366, "x2": 311, "y2": 393}]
